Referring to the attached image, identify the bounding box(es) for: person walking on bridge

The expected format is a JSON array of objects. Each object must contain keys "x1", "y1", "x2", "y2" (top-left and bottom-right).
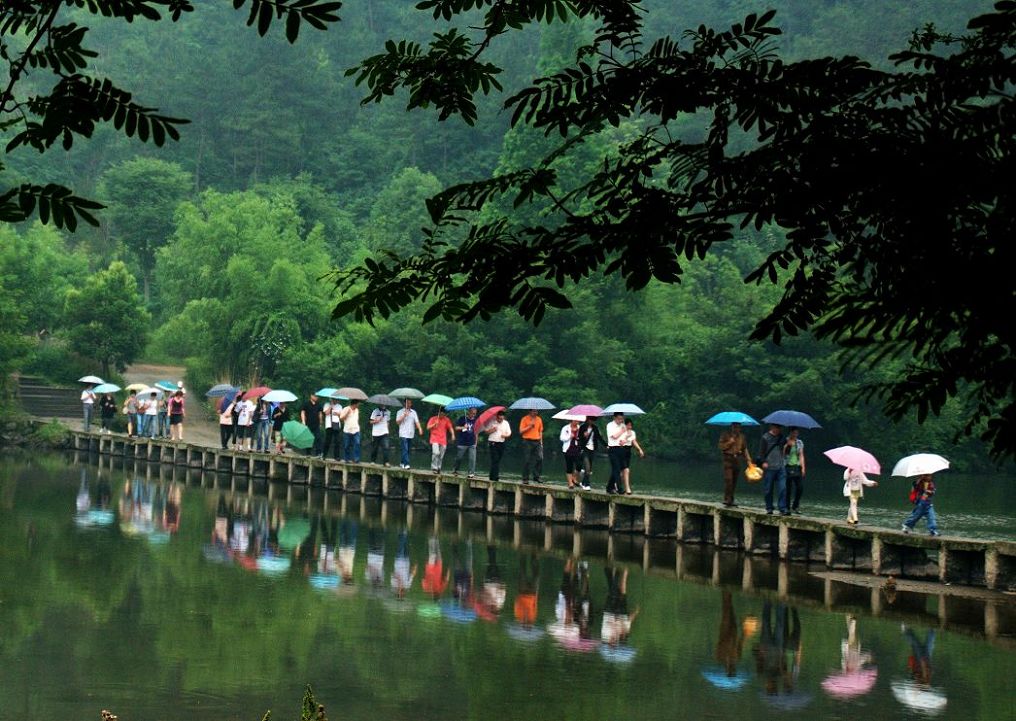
[
  {"x1": 902, "y1": 474, "x2": 940, "y2": 536},
  {"x1": 758, "y1": 423, "x2": 788, "y2": 515},
  {"x1": 396, "y1": 399, "x2": 422, "y2": 469},
  {"x1": 718, "y1": 422, "x2": 751, "y2": 507},
  {"x1": 519, "y1": 408, "x2": 544, "y2": 484}
]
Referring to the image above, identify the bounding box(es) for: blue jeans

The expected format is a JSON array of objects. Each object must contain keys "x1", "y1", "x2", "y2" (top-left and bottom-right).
[
  {"x1": 83, "y1": 404, "x2": 93, "y2": 432},
  {"x1": 400, "y1": 437, "x2": 412, "y2": 466},
  {"x1": 343, "y1": 432, "x2": 361, "y2": 462},
  {"x1": 763, "y1": 466, "x2": 787, "y2": 512},
  {"x1": 158, "y1": 411, "x2": 168, "y2": 437},
  {"x1": 255, "y1": 419, "x2": 272, "y2": 451},
  {"x1": 904, "y1": 500, "x2": 938, "y2": 533},
  {"x1": 132, "y1": 413, "x2": 142, "y2": 436}
]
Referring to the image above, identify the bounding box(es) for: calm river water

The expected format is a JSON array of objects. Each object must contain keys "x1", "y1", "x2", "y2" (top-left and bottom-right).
[{"x1": 1, "y1": 451, "x2": 1014, "y2": 721}]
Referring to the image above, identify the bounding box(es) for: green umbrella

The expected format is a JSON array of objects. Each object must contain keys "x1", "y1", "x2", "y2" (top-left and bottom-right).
[
  {"x1": 421, "y1": 393, "x2": 454, "y2": 406},
  {"x1": 281, "y1": 420, "x2": 315, "y2": 449},
  {"x1": 390, "y1": 387, "x2": 425, "y2": 399},
  {"x1": 278, "y1": 518, "x2": 311, "y2": 551}
]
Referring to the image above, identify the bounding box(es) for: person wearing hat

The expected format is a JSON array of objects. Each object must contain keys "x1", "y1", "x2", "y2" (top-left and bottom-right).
[
  {"x1": 483, "y1": 409, "x2": 511, "y2": 481},
  {"x1": 605, "y1": 411, "x2": 627, "y2": 494}
]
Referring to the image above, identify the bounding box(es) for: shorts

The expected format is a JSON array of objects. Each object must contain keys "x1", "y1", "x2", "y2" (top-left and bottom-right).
[
  {"x1": 565, "y1": 454, "x2": 581, "y2": 473},
  {"x1": 240, "y1": 425, "x2": 253, "y2": 438},
  {"x1": 169, "y1": 414, "x2": 183, "y2": 426}
]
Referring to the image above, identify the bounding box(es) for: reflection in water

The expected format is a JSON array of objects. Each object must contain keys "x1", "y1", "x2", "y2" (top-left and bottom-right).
[
  {"x1": 754, "y1": 602, "x2": 811, "y2": 709},
  {"x1": 549, "y1": 558, "x2": 596, "y2": 653},
  {"x1": 703, "y1": 590, "x2": 750, "y2": 690},
  {"x1": 601, "y1": 566, "x2": 638, "y2": 664},
  {"x1": 822, "y1": 615, "x2": 878, "y2": 700},
  {"x1": 116, "y1": 479, "x2": 181, "y2": 542},
  {"x1": 74, "y1": 467, "x2": 114, "y2": 528},
  {"x1": 45, "y1": 461, "x2": 998, "y2": 721},
  {"x1": 892, "y1": 627, "x2": 947, "y2": 715}
]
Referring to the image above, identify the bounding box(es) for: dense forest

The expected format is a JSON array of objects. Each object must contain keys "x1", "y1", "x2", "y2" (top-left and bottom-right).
[{"x1": 0, "y1": 0, "x2": 1003, "y2": 468}]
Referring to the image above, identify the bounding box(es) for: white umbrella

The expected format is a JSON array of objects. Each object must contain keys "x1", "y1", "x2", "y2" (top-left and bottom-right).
[
  {"x1": 552, "y1": 409, "x2": 586, "y2": 422},
  {"x1": 78, "y1": 375, "x2": 104, "y2": 384},
  {"x1": 891, "y1": 454, "x2": 950, "y2": 477},
  {"x1": 263, "y1": 390, "x2": 298, "y2": 403},
  {"x1": 890, "y1": 680, "x2": 947, "y2": 714}
]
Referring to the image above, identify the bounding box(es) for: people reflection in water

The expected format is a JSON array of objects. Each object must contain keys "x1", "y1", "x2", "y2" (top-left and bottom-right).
[
  {"x1": 213, "y1": 495, "x2": 229, "y2": 548},
  {"x1": 317, "y1": 515, "x2": 339, "y2": 575},
  {"x1": 422, "y1": 536, "x2": 449, "y2": 599},
  {"x1": 163, "y1": 483, "x2": 182, "y2": 533},
  {"x1": 365, "y1": 527, "x2": 386, "y2": 590},
  {"x1": 754, "y1": 601, "x2": 803, "y2": 696},
  {"x1": 390, "y1": 529, "x2": 417, "y2": 599},
  {"x1": 514, "y1": 553, "x2": 540, "y2": 627},
  {"x1": 715, "y1": 590, "x2": 744, "y2": 676},
  {"x1": 602, "y1": 566, "x2": 639, "y2": 647},
  {"x1": 477, "y1": 545, "x2": 507, "y2": 621},
  {"x1": 904, "y1": 626, "x2": 935, "y2": 686},
  {"x1": 338, "y1": 519, "x2": 358, "y2": 586},
  {"x1": 549, "y1": 558, "x2": 594, "y2": 650},
  {"x1": 452, "y1": 540, "x2": 474, "y2": 606}
]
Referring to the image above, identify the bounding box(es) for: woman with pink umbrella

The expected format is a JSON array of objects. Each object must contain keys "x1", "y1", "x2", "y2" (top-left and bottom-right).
[
  {"x1": 822, "y1": 614, "x2": 878, "y2": 700},
  {"x1": 824, "y1": 446, "x2": 880, "y2": 525}
]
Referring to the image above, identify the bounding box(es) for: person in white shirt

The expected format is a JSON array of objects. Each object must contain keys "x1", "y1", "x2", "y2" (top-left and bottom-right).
[
  {"x1": 340, "y1": 398, "x2": 361, "y2": 462},
  {"x1": 843, "y1": 467, "x2": 878, "y2": 525},
  {"x1": 321, "y1": 398, "x2": 343, "y2": 460},
  {"x1": 369, "y1": 405, "x2": 391, "y2": 466},
  {"x1": 559, "y1": 419, "x2": 583, "y2": 489},
  {"x1": 620, "y1": 418, "x2": 646, "y2": 494},
  {"x1": 237, "y1": 396, "x2": 255, "y2": 451},
  {"x1": 81, "y1": 385, "x2": 96, "y2": 432},
  {"x1": 142, "y1": 391, "x2": 159, "y2": 439},
  {"x1": 396, "y1": 399, "x2": 423, "y2": 469},
  {"x1": 605, "y1": 412, "x2": 627, "y2": 494},
  {"x1": 483, "y1": 409, "x2": 511, "y2": 481}
]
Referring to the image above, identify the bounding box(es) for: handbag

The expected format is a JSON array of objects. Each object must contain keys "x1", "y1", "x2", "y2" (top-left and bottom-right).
[
  {"x1": 744, "y1": 463, "x2": 763, "y2": 482},
  {"x1": 842, "y1": 480, "x2": 851, "y2": 497}
]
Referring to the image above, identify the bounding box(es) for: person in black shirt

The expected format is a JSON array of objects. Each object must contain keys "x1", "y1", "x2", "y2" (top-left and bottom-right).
[
  {"x1": 300, "y1": 393, "x2": 323, "y2": 456},
  {"x1": 272, "y1": 402, "x2": 290, "y2": 453}
]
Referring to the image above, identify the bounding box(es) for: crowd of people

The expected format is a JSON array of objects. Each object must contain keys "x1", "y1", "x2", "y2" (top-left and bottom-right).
[
  {"x1": 83, "y1": 383, "x2": 943, "y2": 534},
  {"x1": 716, "y1": 421, "x2": 942, "y2": 535}
]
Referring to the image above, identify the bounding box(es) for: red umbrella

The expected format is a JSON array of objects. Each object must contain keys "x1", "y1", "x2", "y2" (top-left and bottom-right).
[
  {"x1": 476, "y1": 405, "x2": 506, "y2": 434},
  {"x1": 244, "y1": 386, "x2": 272, "y2": 402}
]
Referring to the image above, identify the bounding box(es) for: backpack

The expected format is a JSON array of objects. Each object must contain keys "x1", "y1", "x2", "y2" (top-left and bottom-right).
[{"x1": 908, "y1": 480, "x2": 919, "y2": 504}]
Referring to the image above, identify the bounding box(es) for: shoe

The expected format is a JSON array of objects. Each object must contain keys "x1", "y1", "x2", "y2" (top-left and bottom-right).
[
  {"x1": 580, "y1": 483, "x2": 591, "y2": 490},
  {"x1": 780, "y1": 511, "x2": 791, "y2": 516},
  {"x1": 766, "y1": 510, "x2": 773, "y2": 515},
  {"x1": 901, "y1": 525, "x2": 911, "y2": 534},
  {"x1": 522, "y1": 479, "x2": 530, "y2": 485},
  {"x1": 385, "y1": 462, "x2": 391, "y2": 467},
  {"x1": 452, "y1": 470, "x2": 459, "y2": 476},
  {"x1": 467, "y1": 473, "x2": 475, "y2": 478},
  {"x1": 930, "y1": 530, "x2": 941, "y2": 537}
]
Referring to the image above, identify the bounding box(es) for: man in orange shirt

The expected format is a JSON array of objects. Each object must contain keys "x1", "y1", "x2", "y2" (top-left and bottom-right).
[
  {"x1": 519, "y1": 408, "x2": 544, "y2": 484},
  {"x1": 427, "y1": 408, "x2": 456, "y2": 473}
]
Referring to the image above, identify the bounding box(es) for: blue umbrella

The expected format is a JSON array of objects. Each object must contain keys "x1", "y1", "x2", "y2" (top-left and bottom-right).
[
  {"x1": 701, "y1": 666, "x2": 750, "y2": 690},
  {"x1": 218, "y1": 389, "x2": 240, "y2": 409},
  {"x1": 599, "y1": 644, "x2": 638, "y2": 663},
  {"x1": 761, "y1": 691, "x2": 814, "y2": 710},
  {"x1": 762, "y1": 410, "x2": 821, "y2": 429},
  {"x1": 505, "y1": 623, "x2": 546, "y2": 644},
  {"x1": 316, "y1": 387, "x2": 339, "y2": 398},
  {"x1": 603, "y1": 402, "x2": 646, "y2": 416},
  {"x1": 93, "y1": 383, "x2": 121, "y2": 394},
  {"x1": 154, "y1": 380, "x2": 179, "y2": 392},
  {"x1": 206, "y1": 383, "x2": 237, "y2": 398},
  {"x1": 706, "y1": 411, "x2": 760, "y2": 426},
  {"x1": 509, "y1": 397, "x2": 555, "y2": 411},
  {"x1": 309, "y1": 573, "x2": 340, "y2": 590},
  {"x1": 445, "y1": 396, "x2": 486, "y2": 411},
  {"x1": 440, "y1": 600, "x2": 477, "y2": 624}
]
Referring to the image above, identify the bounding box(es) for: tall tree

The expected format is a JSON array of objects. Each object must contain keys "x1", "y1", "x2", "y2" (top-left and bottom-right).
[
  {"x1": 63, "y1": 260, "x2": 150, "y2": 377},
  {"x1": 98, "y1": 157, "x2": 192, "y2": 302}
]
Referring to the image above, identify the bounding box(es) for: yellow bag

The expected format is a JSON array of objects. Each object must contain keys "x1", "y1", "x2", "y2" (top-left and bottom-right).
[{"x1": 745, "y1": 463, "x2": 763, "y2": 482}]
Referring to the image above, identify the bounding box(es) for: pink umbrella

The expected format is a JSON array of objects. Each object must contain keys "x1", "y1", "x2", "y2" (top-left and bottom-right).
[
  {"x1": 568, "y1": 404, "x2": 604, "y2": 417},
  {"x1": 476, "y1": 405, "x2": 506, "y2": 433},
  {"x1": 822, "y1": 668, "x2": 878, "y2": 699},
  {"x1": 824, "y1": 445, "x2": 881, "y2": 475}
]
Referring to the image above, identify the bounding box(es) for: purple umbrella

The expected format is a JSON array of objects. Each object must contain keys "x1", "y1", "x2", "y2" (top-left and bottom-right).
[{"x1": 568, "y1": 404, "x2": 604, "y2": 417}]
